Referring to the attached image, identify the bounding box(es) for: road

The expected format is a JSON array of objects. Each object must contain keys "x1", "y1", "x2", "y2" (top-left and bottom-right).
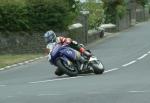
[{"x1": 0, "y1": 21, "x2": 150, "y2": 103}]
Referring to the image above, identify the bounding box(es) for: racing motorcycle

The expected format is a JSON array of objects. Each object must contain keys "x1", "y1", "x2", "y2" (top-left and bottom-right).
[{"x1": 49, "y1": 43, "x2": 105, "y2": 77}]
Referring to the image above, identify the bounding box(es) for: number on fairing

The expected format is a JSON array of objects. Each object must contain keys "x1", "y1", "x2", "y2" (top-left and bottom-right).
[{"x1": 67, "y1": 50, "x2": 72, "y2": 55}]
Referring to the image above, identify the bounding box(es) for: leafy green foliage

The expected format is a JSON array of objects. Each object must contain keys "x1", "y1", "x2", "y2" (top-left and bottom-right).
[
  {"x1": 102, "y1": 0, "x2": 126, "y2": 24},
  {"x1": 81, "y1": 2, "x2": 104, "y2": 29},
  {"x1": 0, "y1": 0, "x2": 77, "y2": 32},
  {"x1": 0, "y1": 0, "x2": 28, "y2": 31},
  {"x1": 65, "y1": 0, "x2": 80, "y2": 12},
  {"x1": 116, "y1": 5, "x2": 126, "y2": 19},
  {"x1": 136, "y1": 0, "x2": 148, "y2": 7}
]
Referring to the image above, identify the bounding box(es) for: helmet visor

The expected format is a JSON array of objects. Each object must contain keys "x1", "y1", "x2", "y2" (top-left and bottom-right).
[{"x1": 45, "y1": 34, "x2": 55, "y2": 43}]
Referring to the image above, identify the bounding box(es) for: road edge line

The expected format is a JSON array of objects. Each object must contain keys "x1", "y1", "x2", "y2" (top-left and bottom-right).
[{"x1": 0, "y1": 56, "x2": 48, "y2": 71}]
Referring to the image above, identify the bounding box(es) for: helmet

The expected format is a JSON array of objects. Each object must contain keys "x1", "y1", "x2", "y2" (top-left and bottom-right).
[{"x1": 44, "y1": 30, "x2": 56, "y2": 43}]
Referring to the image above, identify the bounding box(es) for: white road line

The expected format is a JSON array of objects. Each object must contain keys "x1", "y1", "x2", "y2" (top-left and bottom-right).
[
  {"x1": 11, "y1": 64, "x2": 18, "y2": 67},
  {"x1": 128, "y1": 91, "x2": 148, "y2": 93},
  {"x1": 18, "y1": 63, "x2": 24, "y2": 65},
  {"x1": 122, "y1": 60, "x2": 136, "y2": 67},
  {"x1": 87, "y1": 92, "x2": 101, "y2": 95},
  {"x1": 0, "y1": 56, "x2": 47, "y2": 71},
  {"x1": 29, "y1": 76, "x2": 84, "y2": 84},
  {"x1": 0, "y1": 68, "x2": 5, "y2": 71},
  {"x1": 137, "y1": 54, "x2": 148, "y2": 60},
  {"x1": 24, "y1": 61, "x2": 29, "y2": 64},
  {"x1": 37, "y1": 93, "x2": 63, "y2": 96},
  {"x1": 34, "y1": 58, "x2": 39, "y2": 60},
  {"x1": 104, "y1": 68, "x2": 120, "y2": 73},
  {"x1": 5, "y1": 66, "x2": 11, "y2": 69},
  {"x1": 29, "y1": 68, "x2": 120, "y2": 84},
  {"x1": 28, "y1": 60, "x2": 34, "y2": 62},
  {"x1": 0, "y1": 85, "x2": 7, "y2": 87},
  {"x1": 7, "y1": 96, "x2": 15, "y2": 98},
  {"x1": 148, "y1": 51, "x2": 150, "y2": 54}
]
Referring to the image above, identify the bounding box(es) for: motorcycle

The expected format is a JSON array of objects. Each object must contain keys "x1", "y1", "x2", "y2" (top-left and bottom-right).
[{"x1": 49, "y1": 43, "x2": 105, "y2": 77}]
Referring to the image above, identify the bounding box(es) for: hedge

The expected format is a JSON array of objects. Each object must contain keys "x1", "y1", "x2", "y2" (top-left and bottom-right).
[
  {"x1": 81, "y1": 2, "x2": 105, "y2": 29},
  {"x1": 136, "y1": 0, "x2": 148, "y2": 7},
  {"x1": 102, "y1": 0, "x2": 127, "y2": 24},
  {"x1": 0, "y1": 0, "x2": 77, "y2": 32},
  {"x1": 0, "y1": 0, "x2": 28, "y2": 31}
]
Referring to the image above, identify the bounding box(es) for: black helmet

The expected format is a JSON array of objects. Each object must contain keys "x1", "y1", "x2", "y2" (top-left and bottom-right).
[{"x1": 44, "y1": 30, "x2": 56, "y2": 43}]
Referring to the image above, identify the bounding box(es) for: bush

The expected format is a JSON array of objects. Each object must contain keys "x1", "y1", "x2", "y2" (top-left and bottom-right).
[
  {"x1": 102, "y1": 0, "x2": 127, "y2": 24},
  {"x1": 0, "y1": 0, "x2": 77, "y2": 32},
  {"x1": 116, "y1": 5, "x2": 126, "y2": 19},
  {"x1": 81, "y1": 2, "x2": 105, "y2": 29},
  {"x1": 26, "y1": 0, "x2": 76, "y2": 31},
  {"x1": 0, "y1": 0, "x2": 28, "y2": 31},
  {"x1": 136, "y1": 0, "x2": 148, "y2": 7}
]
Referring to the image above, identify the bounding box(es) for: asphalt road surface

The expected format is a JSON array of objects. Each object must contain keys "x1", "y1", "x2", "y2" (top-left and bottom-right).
[{"x1": 0, "y1": 21, "x2": 150, "y2": 103}]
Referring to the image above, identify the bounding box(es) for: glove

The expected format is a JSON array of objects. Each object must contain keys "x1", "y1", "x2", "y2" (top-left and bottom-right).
[{"x1": 72, "y1": 40, "x2": 78, "y2": 45}]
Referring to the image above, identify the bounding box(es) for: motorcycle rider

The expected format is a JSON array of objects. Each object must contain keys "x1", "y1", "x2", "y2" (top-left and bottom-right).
[{"x1": 44, "y1": 30, "x2": 91, "y2": 76}]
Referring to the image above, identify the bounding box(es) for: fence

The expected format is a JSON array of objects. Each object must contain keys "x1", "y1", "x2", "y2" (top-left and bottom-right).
[
  {"x1": 136, "y1": 4, "x2": 149, "y2": 22},
  {"x1": 116, "y1": 11, "x2": 131, "y2": 31}
]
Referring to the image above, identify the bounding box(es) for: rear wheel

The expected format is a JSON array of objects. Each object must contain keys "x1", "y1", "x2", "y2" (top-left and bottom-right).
[
  {"x1": 56, "y1": 59, "x2": 78, "y2": 77},
  {"x1": 55, "y1": 68, "x2": 64, "y2": 76}
]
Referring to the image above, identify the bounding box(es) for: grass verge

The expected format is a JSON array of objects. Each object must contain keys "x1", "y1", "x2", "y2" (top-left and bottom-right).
[{"x1": 0, "y1": 54, "x2": 44, "y2": 68}]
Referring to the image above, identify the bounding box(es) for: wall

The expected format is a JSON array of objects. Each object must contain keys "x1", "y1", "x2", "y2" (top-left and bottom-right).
[
  {"x1": 136, "y1": 5, "x2": 145, "y2": 22},
  {"x1": 0, "y1": 30, "x2": 101, "y2": 54},
  {"x1": 136, "y1": 4, "x2": 149, "y2": 22},
  {"x1": 116, "y1": 11, "x2": 131, "y2": 31},
  {"x1": 0, "y1": 32, "x2": 46, "y2": 54}
]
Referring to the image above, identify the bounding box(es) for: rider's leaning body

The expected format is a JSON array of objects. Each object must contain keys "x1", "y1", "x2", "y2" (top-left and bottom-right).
[{"x1": 44, "y1": 30, "x2": 91, "y2": 76}]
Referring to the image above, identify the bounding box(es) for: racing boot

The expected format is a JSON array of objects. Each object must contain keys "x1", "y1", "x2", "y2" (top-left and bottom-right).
[
  {"x1": 79, "y1": 56, "x2": 87, "y2": 63},
  {"x1": 78, "y1": 56, "x2": 86, "y2": 71}
]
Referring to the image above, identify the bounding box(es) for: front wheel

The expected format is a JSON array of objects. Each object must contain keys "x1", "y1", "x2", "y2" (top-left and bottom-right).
[
  {"x1": 92, "y1": 61, "x2": 105, "y2": 74},
  {"x1": 56, "y1": 59, "x2": 78, "y2": 77}
]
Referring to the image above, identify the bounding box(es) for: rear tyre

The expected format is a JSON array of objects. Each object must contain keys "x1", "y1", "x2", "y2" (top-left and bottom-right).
[
  {"x1": 55, "y1": 68, "x2": 64, "y2": 76},
  {"x1": 56, "y1": 59, "x2": 78, "y2": 77}
]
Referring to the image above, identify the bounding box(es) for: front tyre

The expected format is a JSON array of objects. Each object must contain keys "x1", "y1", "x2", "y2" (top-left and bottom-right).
[
  {"x1": 92, "y1": 62, "x2": 104, "y2": 74},
  {"x1": 56, "y1": 59, "x2": 78, "y2": 77}
]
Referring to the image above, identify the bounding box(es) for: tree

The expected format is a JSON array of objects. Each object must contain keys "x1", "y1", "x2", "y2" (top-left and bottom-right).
[
  {"x1": 102, "y1": 0, "x2": 126, "y2": 24},
  {"x1": 26, "y1": 0, "x2": 77, "y2": 31},
  {"x1": 65, "y1": 0, "x2": 80, "y2": 12},
  {"x1": 0, "y1": 0, "x2": 78, "y2": 32},
  {"x1": 136, "y1": 0, "x2": 148, "y2": 7},
  {"x1": 81, "y1": 1, "x2": 105, "y2": 29}
]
